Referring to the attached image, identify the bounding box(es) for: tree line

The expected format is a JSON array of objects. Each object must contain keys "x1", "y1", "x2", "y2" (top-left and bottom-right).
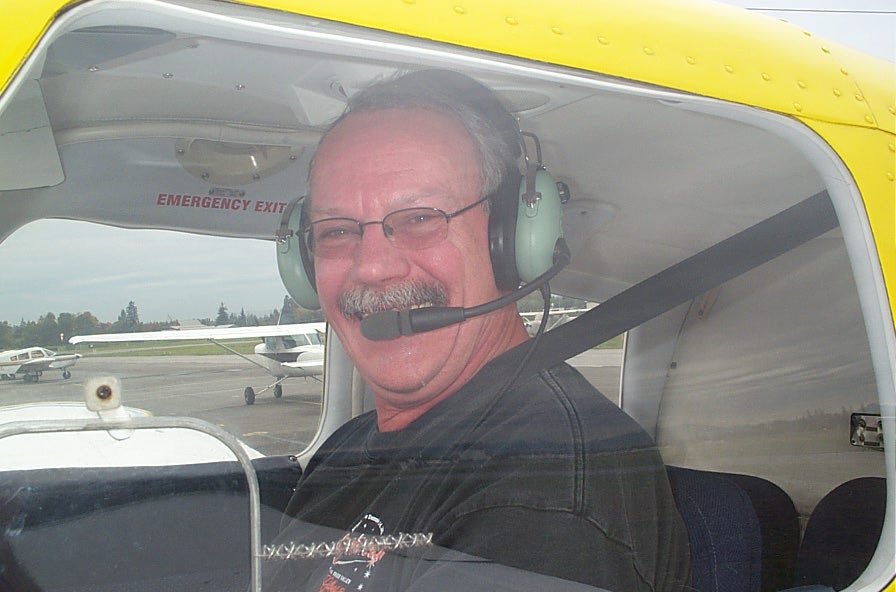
[
  {"x1": 2, "y1": 293, "x2": 587, "y2": 351},
  {"x1": 0, "y1": 296, "x2": 324, "y2": 350}
]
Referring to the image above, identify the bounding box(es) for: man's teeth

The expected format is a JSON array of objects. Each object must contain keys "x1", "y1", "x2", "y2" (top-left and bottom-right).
[{"x1": 356, "y1": 303, "x2": 433, "y2": 321}]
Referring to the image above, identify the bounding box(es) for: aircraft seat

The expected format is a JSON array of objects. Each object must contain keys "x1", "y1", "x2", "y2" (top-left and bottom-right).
[
  {"x1": 667, "y1": 466, "x2": 763, "y2": 592},
  {"x1": 793, "y1": 476, "x2": 887, "y2": 590},
  {"x1": 729, "y1": 473, "x2": 800, "y2": 592}
]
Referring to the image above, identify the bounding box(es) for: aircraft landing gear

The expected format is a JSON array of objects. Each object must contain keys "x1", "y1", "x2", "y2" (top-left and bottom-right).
[
  {"x1": 244, "y1": 378, "x2": 286, "y2": 404},
  {"x1": 63, "y1": 370, "x2": 71, "y2": 379}
]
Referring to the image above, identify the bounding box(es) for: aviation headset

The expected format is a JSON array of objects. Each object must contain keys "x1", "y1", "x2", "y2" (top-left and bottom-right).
[{"x1": 276, "y1": 70, "x2": 565, "y2": 311}]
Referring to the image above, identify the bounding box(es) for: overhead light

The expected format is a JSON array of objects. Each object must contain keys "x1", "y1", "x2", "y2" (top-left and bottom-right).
[
  {"x1": 497, "y1": 89, "x2": 551, "y2": 113},
  {"x1": 175, "y1": 139, "x2": 301, "y2": 186}
]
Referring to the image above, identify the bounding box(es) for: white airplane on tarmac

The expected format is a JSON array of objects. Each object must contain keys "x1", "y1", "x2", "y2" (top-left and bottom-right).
[
  {"x1": 0, "y1": 346, "x2": 81, "y2": 382},
  {"x1": 69, "y1": 322, "x2": 325, "y2": 404}
]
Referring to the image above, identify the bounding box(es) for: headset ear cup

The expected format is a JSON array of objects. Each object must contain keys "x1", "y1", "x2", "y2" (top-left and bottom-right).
[
  {"x1": 488, "y1": 176, "x2": 522, "y2": 291},
  {"x1": 515, "y1": 168, "x2": 564, "y2": 283},
  {"x1": 276, "y1": 201, "x2": 320, "y2": 310}
]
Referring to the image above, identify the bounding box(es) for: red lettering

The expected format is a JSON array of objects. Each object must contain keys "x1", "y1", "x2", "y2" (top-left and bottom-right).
[
  {"x1": 253, "y1": 200, "x2": 288, "y2": 213},
  {"x1": 154, "y1": 193, "x2": 260, "y2": 213},
  {"x1": 162, "y1": 194, "x2": 179, "y2": 206}
]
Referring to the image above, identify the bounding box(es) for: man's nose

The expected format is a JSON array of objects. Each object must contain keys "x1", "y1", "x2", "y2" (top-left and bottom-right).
[{"x1": 352, "y1": 225, "x2": 410, "y2": 284}]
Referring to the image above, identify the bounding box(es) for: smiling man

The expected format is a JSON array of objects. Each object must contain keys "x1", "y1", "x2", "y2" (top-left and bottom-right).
[
  {"x1": 310, "y1": 106, "x2": 528, "y2": 432},
  {"x1": 271, "y1": 70, "x2": 691, "y2": 592}
]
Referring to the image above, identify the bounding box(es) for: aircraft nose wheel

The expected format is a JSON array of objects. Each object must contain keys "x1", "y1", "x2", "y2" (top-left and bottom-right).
[
  {"x1": 63, "y1": 370, "x2": 71, "y2": 379},
  {"x1": 244, "y1": 386, "x2": 255, "y2": 405},
  {"x1": 274, "y1": 384, "x2": 283, "y2": 398}
]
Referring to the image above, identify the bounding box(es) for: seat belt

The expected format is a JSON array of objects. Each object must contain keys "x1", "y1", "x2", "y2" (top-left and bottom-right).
[{"x1": 506, "y1": 190, "x2": 839, "y2": 375}]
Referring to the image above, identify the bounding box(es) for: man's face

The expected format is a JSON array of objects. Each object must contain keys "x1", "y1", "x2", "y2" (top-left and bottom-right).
[{"x1": 309, "y1": 108, "x2": 514, "y2": 422}]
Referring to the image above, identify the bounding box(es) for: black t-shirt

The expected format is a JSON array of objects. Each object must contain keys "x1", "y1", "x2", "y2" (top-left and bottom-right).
[{"x1": 268, "y1": 353, "x2": 691, "y2": 591}]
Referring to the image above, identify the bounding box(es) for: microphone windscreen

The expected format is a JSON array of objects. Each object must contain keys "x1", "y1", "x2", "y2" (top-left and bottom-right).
[{"x1": 361, "y1": 311, "x2": 403, "y2": 341}]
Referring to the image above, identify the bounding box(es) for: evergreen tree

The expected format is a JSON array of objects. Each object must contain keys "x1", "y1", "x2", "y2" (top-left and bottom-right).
[
  {"x1": 0, "y1": 321, "x2": 13, "y2": 349},
  {"x1": 36, "y1": 312, "x2": 60, "y2": 346},
  {"x1": 216, "y1": 302, "x2": 229, "y2": 326},
  {"x1": 125, "y1": 301, "x2": 140, "y2": 330}
]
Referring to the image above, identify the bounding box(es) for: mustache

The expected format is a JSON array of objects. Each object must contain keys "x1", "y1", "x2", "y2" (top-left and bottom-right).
[{"x1": 339, "y1": 281, "x2": 449, "y2": 319}]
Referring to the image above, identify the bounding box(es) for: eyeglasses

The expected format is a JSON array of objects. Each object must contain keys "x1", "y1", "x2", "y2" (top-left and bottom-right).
[{"x1": 302, "y1": 196, "x2": 489, "y2": 259}]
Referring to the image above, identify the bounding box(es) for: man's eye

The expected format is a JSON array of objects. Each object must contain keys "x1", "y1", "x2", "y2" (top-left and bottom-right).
[
  {"x1": 396, "y1": 211, "x2": 441, "y2": 228},
  {"x1": 410, "y1": 213, "x2": 438, "y2": 224},
  {"x1": 317, "y1": 225, "x2": 356, "y2": 242}
]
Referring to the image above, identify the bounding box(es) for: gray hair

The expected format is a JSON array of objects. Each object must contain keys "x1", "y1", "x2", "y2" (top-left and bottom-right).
[{"x1": 312, "y1": 70, "x2": 522, "y2": 200}]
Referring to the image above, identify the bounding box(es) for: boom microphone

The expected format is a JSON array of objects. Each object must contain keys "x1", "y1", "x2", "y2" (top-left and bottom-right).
[{"x1": 361, "y1": 241, "x2": 570, "y2": 341}]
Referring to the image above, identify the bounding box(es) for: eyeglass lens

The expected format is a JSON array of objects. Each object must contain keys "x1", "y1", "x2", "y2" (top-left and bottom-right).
[{"x1": 306, "y1": 207, "x2": 449, "y2": 258}]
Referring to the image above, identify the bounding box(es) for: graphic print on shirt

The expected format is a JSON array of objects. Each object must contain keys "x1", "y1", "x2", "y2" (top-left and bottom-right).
[{"x1": 318, "y1": 514, "x2": 386, "y2": 592}]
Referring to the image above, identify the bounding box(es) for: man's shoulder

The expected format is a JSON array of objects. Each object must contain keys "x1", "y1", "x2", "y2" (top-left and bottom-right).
[
  {"x1": 498, "y1": 361, "x2": 656, "y2": 450},
  {"x1": 307, "y1": 409, "x2": 377, "y2": 461},
  {"x1": 506, "y1": 361, "x2": 616, "y2": 416}
]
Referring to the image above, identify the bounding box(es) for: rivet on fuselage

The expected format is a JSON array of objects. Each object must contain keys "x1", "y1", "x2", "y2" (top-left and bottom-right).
[
  {"x1": 686, "y1": 56, "x2": 696, "y2": 65},
  {"x1": 761, "y1": 73, "x2": 771, "y2": 81},
  {"x1": 855, "y1": 94, "x2": 865, "y2": 102},
  {"x1": 597, "y1": 36, "x2": 610, "y2": 46},
  {"x1": 793, "y1": 102, "x2": 803, "y2": 112},
  {"x1": 833, "y1": 88, "x2": 842, "y2": 97},
  {"x1": 505, "y1": 16, "x2": 518, "y2": 26},
  {"x1": 402, "y1": 0, "x2": 415, "y2": 4},
  {"x1": 797, "y1": 80, "x2": 807, "y2": 89},
  {"x1": 724, "y1": 65, "x2": 734, "y2": 74},
  {"x1": 552, "y1": 26, "x2": 563, "y2": 35},
  {"x1": 453, "y1": 6, "x2": 466, "y2": 15},
  {"x1": 643, "y1": 47, "x2": 655, "y2": 56},
  {"x1": 864, "y1": 115, "x2": 874, "y2": 124}
]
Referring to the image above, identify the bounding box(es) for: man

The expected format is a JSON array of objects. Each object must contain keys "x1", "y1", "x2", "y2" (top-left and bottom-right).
[{"x1": 268, "y1": 70, "x2": 691, "y2": 591}]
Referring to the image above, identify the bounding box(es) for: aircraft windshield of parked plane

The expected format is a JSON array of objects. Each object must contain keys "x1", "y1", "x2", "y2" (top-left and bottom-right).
[{"x1": 0, "y1": 1, "x2": 893, "y2": 591}]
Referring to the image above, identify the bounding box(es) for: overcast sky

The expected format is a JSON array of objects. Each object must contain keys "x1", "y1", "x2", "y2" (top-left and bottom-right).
[{"x1": 0, "y1": 1, "x2": 893, "y2": 326}]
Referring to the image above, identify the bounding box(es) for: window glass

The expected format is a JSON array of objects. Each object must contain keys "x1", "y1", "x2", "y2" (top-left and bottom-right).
[
  {"x1": 0, "y1": 219, "x2": 325, "y2": 458},
  {"x1": 518, "y1": 294, "x2": 622, "y2": 405}
]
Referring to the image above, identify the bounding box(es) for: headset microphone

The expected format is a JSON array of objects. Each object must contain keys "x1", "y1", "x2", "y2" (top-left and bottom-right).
[{"x1": 361, "y1": 240, "x2": 570, "y2": 341}]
